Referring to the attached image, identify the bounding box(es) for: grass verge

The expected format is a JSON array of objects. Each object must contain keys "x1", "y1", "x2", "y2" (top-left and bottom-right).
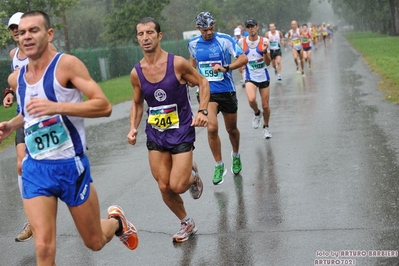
[{"x1": 344, "y1": 31, "x2": 399, "y2": 103}]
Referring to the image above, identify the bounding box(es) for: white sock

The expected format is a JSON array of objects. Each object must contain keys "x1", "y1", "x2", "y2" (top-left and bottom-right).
[{"x1": 181, "y1": 216, "x2": 190, "y2": 222}]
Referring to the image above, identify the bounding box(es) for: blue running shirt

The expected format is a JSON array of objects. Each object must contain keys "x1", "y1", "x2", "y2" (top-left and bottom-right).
[{"x1": 188, "y1": 32, "x2": 244, "y2": 94}]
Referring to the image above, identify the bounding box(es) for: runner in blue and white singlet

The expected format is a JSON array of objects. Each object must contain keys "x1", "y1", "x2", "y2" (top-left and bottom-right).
[
  {"x1": 188, "y1": 32, "x2": 243, "y2": 94},
  {"x1": 1, "y1": 11, "x2": 138, "y2": 263},
  {"x1": 17, "y1": 53, "x2": 86, "y2": 161}
]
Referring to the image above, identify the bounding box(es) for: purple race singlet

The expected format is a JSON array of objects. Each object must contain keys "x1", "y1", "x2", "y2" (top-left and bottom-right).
[{"x1": 134, "y1": 53, "x2": 195, "y2": 149}]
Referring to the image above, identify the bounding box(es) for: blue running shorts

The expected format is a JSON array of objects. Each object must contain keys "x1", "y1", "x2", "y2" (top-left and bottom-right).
[{"x1": 22, "y1": 154, "x2": 93, "y2": 206}]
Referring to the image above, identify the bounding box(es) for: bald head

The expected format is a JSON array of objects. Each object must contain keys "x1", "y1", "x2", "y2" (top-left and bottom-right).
[{"x1": 291, "y1": 20, "x2": 298, "y2": 29}]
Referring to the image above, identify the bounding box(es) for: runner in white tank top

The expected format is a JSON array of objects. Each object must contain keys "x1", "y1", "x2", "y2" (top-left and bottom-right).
[
  {"x1": 287, "y1": 20, "x2": 305, "y2": 76},
  {"x1": 238, "y1": 18, "x2": 273, "y2": 139},
  {"x1": 265, "y1": 23, "x2": 286, "y2": 81}
]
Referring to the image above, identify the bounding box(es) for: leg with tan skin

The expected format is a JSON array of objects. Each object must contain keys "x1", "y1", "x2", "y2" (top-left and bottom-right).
[
  {"x1": 23, "y1": 196, "x2": 58, "y2": 266},
  {"x1": 222, "y1": 112, "x2": 240, "y2": 154},
  {"x1": 245, "y1": 82, "x2": 260, "y2": 114},
  {"x1": 149, "y1": 150, "x2": 194, "y2": 220},
  {"x1": 15, "y1": 142, "x2": 33, "y2": 243},
  {"x1": 303, "y1": 50, "x2": 308, "y2": 65},
  {"x1": 207, "y1": 102, "x2": 222, "y2": 162},
  {"x1": 291, "y1": 49, "x2": 299, "y2": 67},
  {"x1": 276, "y1": 56, "x2": 282, "y2": 74},
  {"x1": 271, "y1": 58, "x2": 277, "y2": 73},
  {"x1": 308, "y1": 50, "x2": 312, "y2": 68},
  {"x1": 69, "y1": 184, "x2": 119, "y2": 251},
  {"x1": 299, "y1": 50, "x2": 305, "y2": 70},
  {"x1": 259, "y1": 86, "x2": 271, "y2": 127},
  {"x1": 16, "y1": 143, "x2": 25, "y2": 176}
]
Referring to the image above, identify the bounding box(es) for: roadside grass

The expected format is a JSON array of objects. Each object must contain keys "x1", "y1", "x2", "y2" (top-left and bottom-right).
[
  {"x1": 0, "y1": 75, "x2": 132, "y2": 151},
  {"x1": 344, "y1": 31, "x2": 399, "y2": 103}
]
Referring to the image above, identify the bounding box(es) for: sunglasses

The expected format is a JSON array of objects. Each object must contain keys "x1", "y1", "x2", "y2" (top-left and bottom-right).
[{"x1": 9, "y1": 25, "x2": 18, "y2": 31}]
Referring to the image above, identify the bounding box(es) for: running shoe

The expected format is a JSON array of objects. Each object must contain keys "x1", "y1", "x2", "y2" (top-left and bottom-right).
[
  {"x1": 213, "y1": 164, "x2": 227, "y2": 185},
  {"x1": 189, "y1": 162, "x2": 203, "y2": 199},
  {"x1": 252, "y1": 114, "x2": 261, "y2": 129},
  {"x1": 173, "y1": 218, "x2": 198, "y2": 243},
  {"x1": 302, "y1": 71, "x2": 305, "y2": 77},
  {"x1": 296, "y1": 67, "x2": 300, "y2": 74},
  {"x1": 277, "y1": 74, "x2": 282, "y2": 81},
  {"x1": 15, "y1": 222, "x2": 33, "y2": 242},
  {"x1": 263, "y1": 127, "x2": 272, "y2": 139},
  {"x1": 108, "y1": 205, "x2": 138, "y2": 250},
  {"x1": 274, "y1": 68, "x2": 278, "y2": 76},
  {"x1": 309, "y1": 66, "x2": 312, "y2": 70},
  {"x1": 231, "y1": 152, "x2": 242, "y2": 175}
]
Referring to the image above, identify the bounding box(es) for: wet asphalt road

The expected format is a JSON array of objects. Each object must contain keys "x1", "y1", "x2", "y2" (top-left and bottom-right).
[{"x1": 1, "y1": 33, "x2": 399, "y2": 266}]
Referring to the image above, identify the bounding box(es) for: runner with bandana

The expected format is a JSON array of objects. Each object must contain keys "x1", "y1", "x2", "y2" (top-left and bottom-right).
[{"x1": 188, "y1": 12, "x2": 248, "y2": 185}]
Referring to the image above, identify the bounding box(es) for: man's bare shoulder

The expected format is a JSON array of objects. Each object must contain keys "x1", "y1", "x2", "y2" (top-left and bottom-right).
[{"x1": 9, "y1": 47, "x2": 17, "y2": 59}]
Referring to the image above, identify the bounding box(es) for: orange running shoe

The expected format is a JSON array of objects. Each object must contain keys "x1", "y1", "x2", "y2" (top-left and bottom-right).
[{"x1": 108, "y1": 205, "x2": 138, "y2": 250}]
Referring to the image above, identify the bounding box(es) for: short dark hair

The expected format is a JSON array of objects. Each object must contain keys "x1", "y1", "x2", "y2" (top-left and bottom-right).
[
  {"x1": 136, "y1": 17, "x2": 161, "y2": 34},
  {"x1": 21, "y1": 10, "x2": 51, "y2": 30}
]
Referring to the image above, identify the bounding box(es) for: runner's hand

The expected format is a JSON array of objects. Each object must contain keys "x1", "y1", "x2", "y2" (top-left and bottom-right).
[
  {"x1": 0, "y1": 121, "x2": 12, "y2": 143},
  {"x1": 262, "y1": 41, "x2": 269, "y2": 53},
  {"x1": 26, "y1": 97, "x2": 57, "y2": 118},
  {"x1": 3, "y1": 93, "x2": 14, "y2": 108},
  {"x1": 191, "y1": 113, "x2": 208, "y2": 127},
  {"x1": 127, "y1": 128, "x2": 138, "y2": 145}
]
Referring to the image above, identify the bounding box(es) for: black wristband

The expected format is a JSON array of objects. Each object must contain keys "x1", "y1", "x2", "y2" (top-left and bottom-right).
[{"x1": 3, "y1": 88, "x2": 15, "y2": 99}]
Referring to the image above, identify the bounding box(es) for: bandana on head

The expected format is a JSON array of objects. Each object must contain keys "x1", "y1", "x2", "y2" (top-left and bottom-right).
[{"x1": 196, "y1": 12, "x2": 215, "y2": 29}]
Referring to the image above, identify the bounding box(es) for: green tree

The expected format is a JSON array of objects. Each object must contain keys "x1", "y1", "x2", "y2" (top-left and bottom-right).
[
  {"x1": 0, "y1": 11, "x2": 12, "y2": 48},
  {"x1": 328, "y1": 0, "x2": 398, "y2": 35},
  {"x1": 0, "y1": 0, "x2": 80, "y2": 52},
  {"x1": 103, "y1": 0, "x2": 170, "y2": 44},
  {"x1": 66, "y1": 5, "x2": 106, "y2": 48}
]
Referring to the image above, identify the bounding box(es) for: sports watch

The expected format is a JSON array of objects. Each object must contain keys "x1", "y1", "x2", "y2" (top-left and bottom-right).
[
  {"x1": 222, "y1": 64, "x2": 230, "y2": 72},
  {"x1": 198, "y1": 109, "x2": 208, "y2": 116}
]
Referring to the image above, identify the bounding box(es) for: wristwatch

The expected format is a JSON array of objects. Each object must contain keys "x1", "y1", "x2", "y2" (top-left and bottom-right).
[
  {"x1": 198, "y1": 109, "x2": 208, "y2": 116},
  {"x1": 222, "y1": 64, "x2": 230, "y2": 72}
]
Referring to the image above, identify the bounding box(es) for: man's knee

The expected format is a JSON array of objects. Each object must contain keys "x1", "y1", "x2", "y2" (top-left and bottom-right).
[
  {"x1": 35, "y1": 240, "x2": 56, "y2": 260},
  {"x1": 226, "y1": 126, "x2": 239, "y2": 136},
  {"x1": 84, "y1": 237, "x2": 105, "y2": 251}
]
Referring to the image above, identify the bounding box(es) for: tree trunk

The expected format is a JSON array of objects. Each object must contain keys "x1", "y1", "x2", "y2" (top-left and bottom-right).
[{"x1": 389, "y1": 0, "x2": 399, "y2": 35}]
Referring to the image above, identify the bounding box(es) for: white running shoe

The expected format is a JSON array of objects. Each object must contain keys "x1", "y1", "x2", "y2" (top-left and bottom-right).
[
  {"x1": 277, "y1": 74, "x2": 282, "y2": 81},
  {"x1": 252, "y1": 114, "x2": 261, "y2": 129},
  {"x1": 263, "y1": 127, "x2": 272, "y2": 139}
]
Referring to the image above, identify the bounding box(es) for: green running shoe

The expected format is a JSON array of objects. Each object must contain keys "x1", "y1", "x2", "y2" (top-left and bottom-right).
[
  {"x1": 213, "y1": 164, "x2": 227, "y2": 185},
  {"x1": 231, "y1": 152, "x2": 242, "y2": 175}
]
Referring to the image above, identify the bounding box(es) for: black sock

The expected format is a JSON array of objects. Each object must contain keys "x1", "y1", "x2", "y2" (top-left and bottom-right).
[
  {"x1": 255, "y1": 110, "x2": 261, "y2": 116},
  {"x1": 113, "y1": 216, "x2": 123, "y2": 236}
]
